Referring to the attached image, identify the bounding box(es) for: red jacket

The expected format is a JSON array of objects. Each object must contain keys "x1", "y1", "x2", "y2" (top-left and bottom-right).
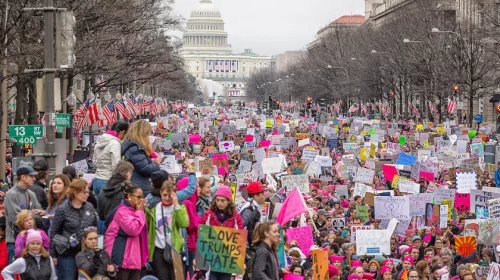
[
  {"x1": 0, "y1": 240, "x2": 7, "y2": 280},
  {"x1": 200, "y1": 209, "x2": 244, "y2": 230}
]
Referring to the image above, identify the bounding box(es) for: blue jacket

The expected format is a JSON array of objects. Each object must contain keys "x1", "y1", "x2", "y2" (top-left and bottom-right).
[
  {"x1": 496, "y1": 169, "x2": 500, "y2": 187},
  {"x1": 121, "y1": 139, "x2": 160, "y2": 196}
]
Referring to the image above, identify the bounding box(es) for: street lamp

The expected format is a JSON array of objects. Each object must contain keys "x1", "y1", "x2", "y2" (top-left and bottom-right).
[
  {"x1": 137, "y1": 93, "x2": 144, "y2": 101},
  {"x1": 115, "y1": 92, "x2": 122, "y2": 100},
  {"x1": 103, "y1": 91, "x2": 112, "y2": 102},
  {"x1": 431, "y1": 28, "x2": 461, "y2": 37},
  {"x1": 403, "y1": 38, "x2": 424, "y2": 43},
  {"x1": 67, "y1": 92, "x2": 77, "y2": 107},
  {"x1": 87, "y1": 92, "x2": 95, "y2": 101}
]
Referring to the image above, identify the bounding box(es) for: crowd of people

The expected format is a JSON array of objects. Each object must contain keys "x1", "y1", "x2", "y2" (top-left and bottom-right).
[{"x1": 0, "y1": 105, "x2": 497, "y2": 280}]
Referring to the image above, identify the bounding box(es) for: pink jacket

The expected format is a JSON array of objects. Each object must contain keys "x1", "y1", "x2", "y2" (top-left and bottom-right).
[
  {"x1": 15, "y1": 229, "x2": 50, "y2": 257},
  {"x1": 104, "y1": 200, "x2": 148, "y2": 270}
]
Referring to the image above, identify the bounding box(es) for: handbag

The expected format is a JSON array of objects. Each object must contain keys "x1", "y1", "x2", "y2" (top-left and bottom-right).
[
  {"x1": 161, "y1": 204, "x2": 184, "y2": 280},
  {"x1": 53, "y1": 234, "x2": 70, "y2": 255}
]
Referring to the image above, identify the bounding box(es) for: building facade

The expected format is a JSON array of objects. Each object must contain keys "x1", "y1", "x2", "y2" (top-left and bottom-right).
[{"x1": 181, "y1": 0, "x2": 273, "y2": 102}]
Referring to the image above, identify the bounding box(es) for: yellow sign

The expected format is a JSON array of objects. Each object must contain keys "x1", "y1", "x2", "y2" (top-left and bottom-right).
[
  {"x1": 265, "y1": 119, "x2": 273, "y2": 128},
  {"x1": 437, "y1": 127, "x2": 444, "y2": 135},
  {"x1": 296, "y1": 133, "x2": 310, "y2": 140},
  {"x1": 360, "y1": 148, "x2": 368, "y2": 162},
  {"x1": 370, "y1": 143, "x2": 376, "y2": 158},
  {"x1": 392, "y1": 175, "x2": 400, "y2": 189},
  {"x1": 230, "y1": 183, "x2": 237, "y2": 202},
  {"x1": 441, "y1": 200, "x2": 452, "y2": 220},
  {"x1": 416, "y1": 124, "x2": 424, "y2": 131}
]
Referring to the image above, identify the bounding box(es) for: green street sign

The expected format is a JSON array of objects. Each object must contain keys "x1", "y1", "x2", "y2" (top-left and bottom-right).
[
  {"x1": 9, "y1": 125, "x2": 44, "y2": 138},
  {"x1": 15, "y1": 136, "x2": 38, "y2": 145},
  {"x1": 56, "y1": 113, "x2": 71, "y2": 128}
]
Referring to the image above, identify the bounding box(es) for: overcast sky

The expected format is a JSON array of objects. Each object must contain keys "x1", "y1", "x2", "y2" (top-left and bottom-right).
[{"x1": 170, "y1": 0, "x2": 364, "y2": 56}]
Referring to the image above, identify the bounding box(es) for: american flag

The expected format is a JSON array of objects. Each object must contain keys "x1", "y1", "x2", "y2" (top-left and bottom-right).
[
  {"x1": 409, "y1": 104, "x2": 421, "y2": 118},
  {"x1": 150, "y1": 99, "x2": 158, "y2": 115},
  {"x1": 348, "y1": 104, "x2": 358, "y2": 113},
  {"x1": 74, "y1": 114, "x2": 88, "y2": 131},
  {"x1": 361, "y1": 104, "x2": 368, "y2": 115},
  {"x1": 115, "y1": 98, "x2": 132, "y2": 119},
  {"x1": 74, "y1": 99, "x2": 90, "y2": 119},
  {"x1": 126, "y1": 95, "x2": 139, "y2": 116},
  {"x1": 428, "y1": 101, "x2": 438, "y2": 114},
  {"x1": 447, "y1": 98, "x2": 457, "y2": 114},
  {"x1": 371, "y1": 103, "x2": 378, "y2": 112},
  {"x1": 87, "y1": 99, "x2": 100, "y2": 124},
  {"x1": 102, "y1": 100, "x2": 116, "y2": 125},
  {"x1": 142, "y1": 98, "x2": 153, "y2": 113}
]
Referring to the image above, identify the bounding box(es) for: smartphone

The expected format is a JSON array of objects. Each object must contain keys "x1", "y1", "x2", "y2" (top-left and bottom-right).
[{"x1": 97, "y1": 235, "x2": 104, "y2": 250}]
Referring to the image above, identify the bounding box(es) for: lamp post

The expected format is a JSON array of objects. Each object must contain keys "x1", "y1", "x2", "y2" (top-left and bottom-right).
[{"x1": 67, "y1": 92, "x2": 77, "y2": 164}]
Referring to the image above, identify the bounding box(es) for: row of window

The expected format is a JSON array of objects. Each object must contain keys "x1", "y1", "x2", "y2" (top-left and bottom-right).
[
  {"x1": 194, "y1": 61, "x2": 267, "y2": 66},
  {"x1": 188, "y1": 24, "x2": 222, "y2": 31},
  {"x1": 195, "y1": 73, "x2": 246, "y2": 79}
]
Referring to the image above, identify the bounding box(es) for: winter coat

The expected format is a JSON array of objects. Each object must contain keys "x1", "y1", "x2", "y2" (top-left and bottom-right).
[
  {"x1": 75, "y1": 249, "x2": 116, "y2": 279},
  {"x1": 1, "y1": 253, "x2": 57, "y2": 280},
  {"x1": 240, "y1": 201, "x2": 262, "y2": 246},
  {"x1": 0, "y1": 240, "x2": 7, "y2": 280},
  {"x1": 145, "y1": 173, "x2": 198, "y2": 209},
  {"x1": 496, "y1": 169, "x2": 500, "y2": 187},
  {"x1": 4, "y1": 186, "x2": 42, "y2": 243},
  {"x1": 121, "y1": 139, "x2": 160, "y2": 195},
  {"x1": 199, "y1": 209, "x2": 244, "y2": 230},
  {"x1": 49, "y1": 201, "x2": 97, "y2": 258},
  {"x1": 94, "y1": 132, "x2": 122, "y2": 180},
  {"x1": 104, "y1": 200, "x2": 148, "y2": 270},
  {"x1": 15, "y1": 229, "x2": 50, "y2": 257},
  {"x1": 145, "y1": 204, "x2": 189, "y2": 262},
  {"x1": 30, "y1": 181, "x2": 48, "y2": 210},
  {"x1": 252, "y1": 242, "x2": 280, "y2": 280},
  {"x1": 176, "y1": 174, "x2": 199, "y2": 252},
  {"x1": 96, "y1": 175, "x2": 127, "y2": 220}
]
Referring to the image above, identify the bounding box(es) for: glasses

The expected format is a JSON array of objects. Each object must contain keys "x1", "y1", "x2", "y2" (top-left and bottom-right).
[
  {"x1": 129, "y1": 194, "x2": 144, "y2": 199},
  {"x1": 84, "y1": 226, "x2": 98, "y2": 232}
]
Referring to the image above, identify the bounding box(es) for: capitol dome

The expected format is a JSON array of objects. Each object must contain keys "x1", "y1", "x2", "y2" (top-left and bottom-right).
[
  {"x1": 181, "y1": 0, "x2": 232, "y2": 55},
  {"x1": 190, "y1": 0, "x2": 221, "y2": 18}
]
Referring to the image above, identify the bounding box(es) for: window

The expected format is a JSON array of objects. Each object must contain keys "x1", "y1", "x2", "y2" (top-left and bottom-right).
[
  {"x1": 76, "y1": 79, "x2": 82, "y2": 90},
  {"x1": 243, "y1": 67, "x2": 245, "y2": 72}
]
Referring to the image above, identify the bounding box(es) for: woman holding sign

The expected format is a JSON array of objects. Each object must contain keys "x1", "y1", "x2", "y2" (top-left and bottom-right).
[
  {"x1": 251, "y1": 222, "x2": 282, "y2": 280},
  {"x1": 200, "y1": 185, "x2": 244, "y2": 280}
]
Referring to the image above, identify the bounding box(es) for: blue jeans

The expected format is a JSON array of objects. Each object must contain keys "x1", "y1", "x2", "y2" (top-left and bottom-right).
[
  {"x1": 56, "y1": 254, "x2": 77, "y2": 280},
  {"x1": 92, "y1": 178, "x2": 108, "y2": 197},
  {"x1": 7, "y1": 242, "x2": 15, "y2": 264}
]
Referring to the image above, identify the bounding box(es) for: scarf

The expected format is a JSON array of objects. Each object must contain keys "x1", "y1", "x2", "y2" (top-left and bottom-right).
[{"x1": 197, "y1": 196, "x2": 210, "y2": 214}]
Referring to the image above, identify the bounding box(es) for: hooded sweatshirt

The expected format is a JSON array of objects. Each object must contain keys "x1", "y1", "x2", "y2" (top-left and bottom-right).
[
  {"x1": 93, "y1": 131, "x2": 122, "y2": 180},
  {"x1": 97, "y1": 175, "x2": 127, "y2": 220}
]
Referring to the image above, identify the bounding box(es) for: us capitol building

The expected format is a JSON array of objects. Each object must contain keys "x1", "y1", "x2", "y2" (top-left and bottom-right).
[{"x1": 181, "y1": 0, "x2": 273, "y2": 103}]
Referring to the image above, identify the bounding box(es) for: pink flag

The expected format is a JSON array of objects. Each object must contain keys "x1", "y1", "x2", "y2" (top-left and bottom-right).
[{"x1": 275, "y1": 188, "x2": 307, "y2": 226}]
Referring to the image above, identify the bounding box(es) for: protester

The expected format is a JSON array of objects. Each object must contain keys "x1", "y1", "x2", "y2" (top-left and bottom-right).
[
  {"x1": 45, "y1": 174, "x2": 71, "y2": 232},
  {"x1": 75, "y1": 227, "x2": 116, "y2": 279},
  {"x1": 1, "y1": 229, "x2": 57, "y2": 280},
  {"x1": 14, "y1": 210, "x2": 50, "y2": 257},
  {"x1": 146, "y1": 180, "x2": 189, "y2": 280},
  {"x1": 62, "y1": 165, "x2": 98, "y2": 209},
  {"x1": 31, "y1": 160, "x2": 49, "y2": 210},
  {"x1": 97, "y1": 161, "x2": 134, "y2": 221},
  {"x1": 92, "y1": 120, "x2": 130, "y2": 196},
  {"x1": 4, "y1": 165, "x2": 45, "y2": 264},
  {"x1": 122, "y1": 120, "x2": 161, "y2": 196},
  {"x1": 104, "y1": 181, "x2": 148, "y2": 280},
  {"x1": 0, "y1": 216, "x2": 7, "y2": 279},
  {"x1": 196, "y1": 177, "x2": 211, "y2": 216},
  {"x1": 50, "y1": 179, "x2": 97, "y2": 280}
]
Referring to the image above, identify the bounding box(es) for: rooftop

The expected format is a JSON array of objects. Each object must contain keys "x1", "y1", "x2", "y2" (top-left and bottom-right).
[{"x1": 332, "y1": 15, "x2": 365, "y2": 25}]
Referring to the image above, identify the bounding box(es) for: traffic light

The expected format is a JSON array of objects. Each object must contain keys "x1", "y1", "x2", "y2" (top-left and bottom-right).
[
  {"x1": 306, "y1": 97, "x2": 312, "y2": 109},
  {"x1": 56, "y1": 11, "x2": 76, "y2": 69},
  {"x1": 453, "y1": 85, "x2": 459, "y2": 94},
  {"x1": 319, "y1": 98, "x2": 326, "y2": 111},
  {"x1": 276, "y1": 101, "x2": 280, "y2": 109}
]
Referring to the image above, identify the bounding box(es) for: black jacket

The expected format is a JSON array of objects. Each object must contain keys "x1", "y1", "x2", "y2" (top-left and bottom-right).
[
  {"x1": 49, "y1": 201, "x2": 97, "y2": 257},
  {"x1": 31, "y1": 180, "x2": 48, "y2": 210},
  {"x1": 97, "y1": 175, "x2": 127, "y2": 220},
  {"x1": 75, "y1": 249, "x2": 116, "y2": 279},
  {"x1": 121, "y1": 139, "x2": 160, "y2": 194},
  {"x1": 252, "y1": 242, "x2": 280, "y2": 280},
  {"x1": 240, "y1": 202, "x2": 261, "y2": 246}
]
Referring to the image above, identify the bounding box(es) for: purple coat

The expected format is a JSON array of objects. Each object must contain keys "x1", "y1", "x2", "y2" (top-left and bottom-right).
[
  {"x1": 104, "y1": 200, "x2": 148, "y2": 270},
  {"x1": 15, "y1": 229, "x2": 50, "y2": 257}
]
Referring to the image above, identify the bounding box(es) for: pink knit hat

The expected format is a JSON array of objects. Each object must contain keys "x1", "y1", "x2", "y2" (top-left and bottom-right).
[
  {"x1": 214, "y1": 185, "x2": 233, "y2": 201},
  {"x1": 340, "y1": 199, "x2": 350, "y2": 208},
  {"x1": 329, "y1": 255, "x2": 345, "y2": 263},
  {"x1": 403, "y1": 256, "x2": 415, "y2": 265},
  {"x1": 347, "y1": 274, "x2": 362, "y2": 280},
  {"x1": 380, "y1": 266, "x2": 391, "y2": 275},
  {"x1": 328, "y1": 265, "x2": 339, "y2": 277},
  {"x1": 423, "y1": 234, "x2": 432, "y2": 243},
  {"x1": 26, "y1": 229, "x2": 42, "y2": 245},
  {"x1": 351, "y1": 260, "x2": 362, "y2": 268}
]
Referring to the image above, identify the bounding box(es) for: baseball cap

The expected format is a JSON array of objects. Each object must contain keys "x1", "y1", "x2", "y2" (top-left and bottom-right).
[
  {"x1": 247, "y1": 181, "x2": 266, "y2": 195},
  {"x1": 16, "y1": 165, "x2": 38, "y2": 176}
]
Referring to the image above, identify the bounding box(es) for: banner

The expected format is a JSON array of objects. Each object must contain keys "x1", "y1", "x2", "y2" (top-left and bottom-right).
[
  {"x1": 195, "y1": 225, "x2": 248, "y2": 274},
  {"x1": 312, "y1": 249, "x2": 329, "y2": 280}
]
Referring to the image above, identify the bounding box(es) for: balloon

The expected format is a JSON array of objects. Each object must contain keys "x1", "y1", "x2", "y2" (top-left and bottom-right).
[
  {"x1": 399, "y1": 135, "x2": 406, "y2": 146},
  {"x1": 370, "y1": 128, "x2": 375, "y2": 135},
  {"x1": 468, "y1": 130, "x2": 477, "y2": 138}
]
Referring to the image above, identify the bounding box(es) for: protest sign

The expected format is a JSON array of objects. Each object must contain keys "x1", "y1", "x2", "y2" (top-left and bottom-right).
[
  {"x1": 353, "y1": 182, "x2": 374, "y2": 198},
  {"x1": 374, "y1": 196, "x2": 410, "y2": 220},
  {"x1": 433, "y1": 189, "x2": 456, "y2": 204},
  {"x1": 395, "y1": 152, "x2": 417, "y2": 166},
  {"x1": 477, "y1": 218, "x2": 500, "y2": 245},
  {"x1": 441, "y1": 200, "x2": 453, "y2": 220},
  {"x1": 332, "y1": 218, "x2": 345, "y2": 230},
  {"x1": 455, "y1": 193, "x2": 471, "y2": 212},
  {"x1": 351, "y1": 225, "x2": 372, "y2": 243},
  {"x1": 219, "y1": 141, "x2": 235, "y2": 152},
  {"x1": 298, "y1": 138, "x2": 310, "y2": 147},
  {"x1": 261, "y1": 157, "x2": 283, "y2": 174},
  {"x1": 160, "y1": 155, "x2": 178, "y2": 174},
  {"x1": 440, "y1": 205, "x2": 448, "y2": 228},
  {"x1": 343, "y1": 143, "x2": 358, "y2": 152},
  {"x1": 195, "y1": 225, "x2": 247, "y2": 274},
  {"x1": 470, "y1": 189, "x2": 500, "y2": 214},
  {"x1": 327, "y1": 138, "x2": 338, "y2": 148},
  {"x1": 312, "y1": 250, "x2": 329, "y2": 280},
  {"x1": 281, "y1": 174, "x2": 310, "y2": 193},
  {"x1": 302, "y1": 149, "x2": 320, "y2": 162},
  {"x1": 305, "y1": 161, "x2": 321, "y2": 177},
  {"x1": 488, "y1": 263, "x2": 500, "y2": 280},
  {"x1": 424, "y1": 203, "x2": 440, "y2": 227},
  {"x1": 199, "y1": 159, "x2": 214, "y2": 175},
  {"x1": 455, "y1": 236, "x2": 476, "y2": 261},
  {"x1": 409, "y1": 193, "x2": 434, "y2": 217},
  {"x1": 488, "y1": 198, "x2": 500, "y2": 218},
  {"x1": 286, "y1": 225, "x2": 314, "y2": 257},
  {"x1": 356, "y1": 229, "x2": 391, "y2": 255},
  {"x1": 295, "y1": 133, "x2": 310, "y2": 140},
  {"x1": 71, "y1": 159, "x2": 88, "y2": 175},
  {"x1": 382, "y1": 164, "x2": 398, "y2": 181},
  {"x1": 456, "y1": 172, "x2": 477, "y2": 193},
  {"x1": 354, "y1": 167, "x2": 375, "y2": 185},
  {"x1": 399, "y1": 179, "x2": 420, "y2": 194},
  {"x1": 314, "y1": 155, "x2": 333, "y2": 167},
  {"x1": 336, "y1": 185, "x2": 349, "y2": 199},
  {"x1": 476, "y1": 265, "x2": 490, "y2": 280},
  {"x1": 261, "y1": 202, "x2": 270, "y2": 222},
  {"x1": 356, "y1": 205, "x2": 369, "y2": 222},
  {"x1": 237, "y1": 160, "x2": 252, "y2": 174},
  {"x1": 81, "y1": 173, "x2": 95, "y2": 184},
  {"x1": 254, "y1": 148, "x2": 266, "y2": 163}
]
